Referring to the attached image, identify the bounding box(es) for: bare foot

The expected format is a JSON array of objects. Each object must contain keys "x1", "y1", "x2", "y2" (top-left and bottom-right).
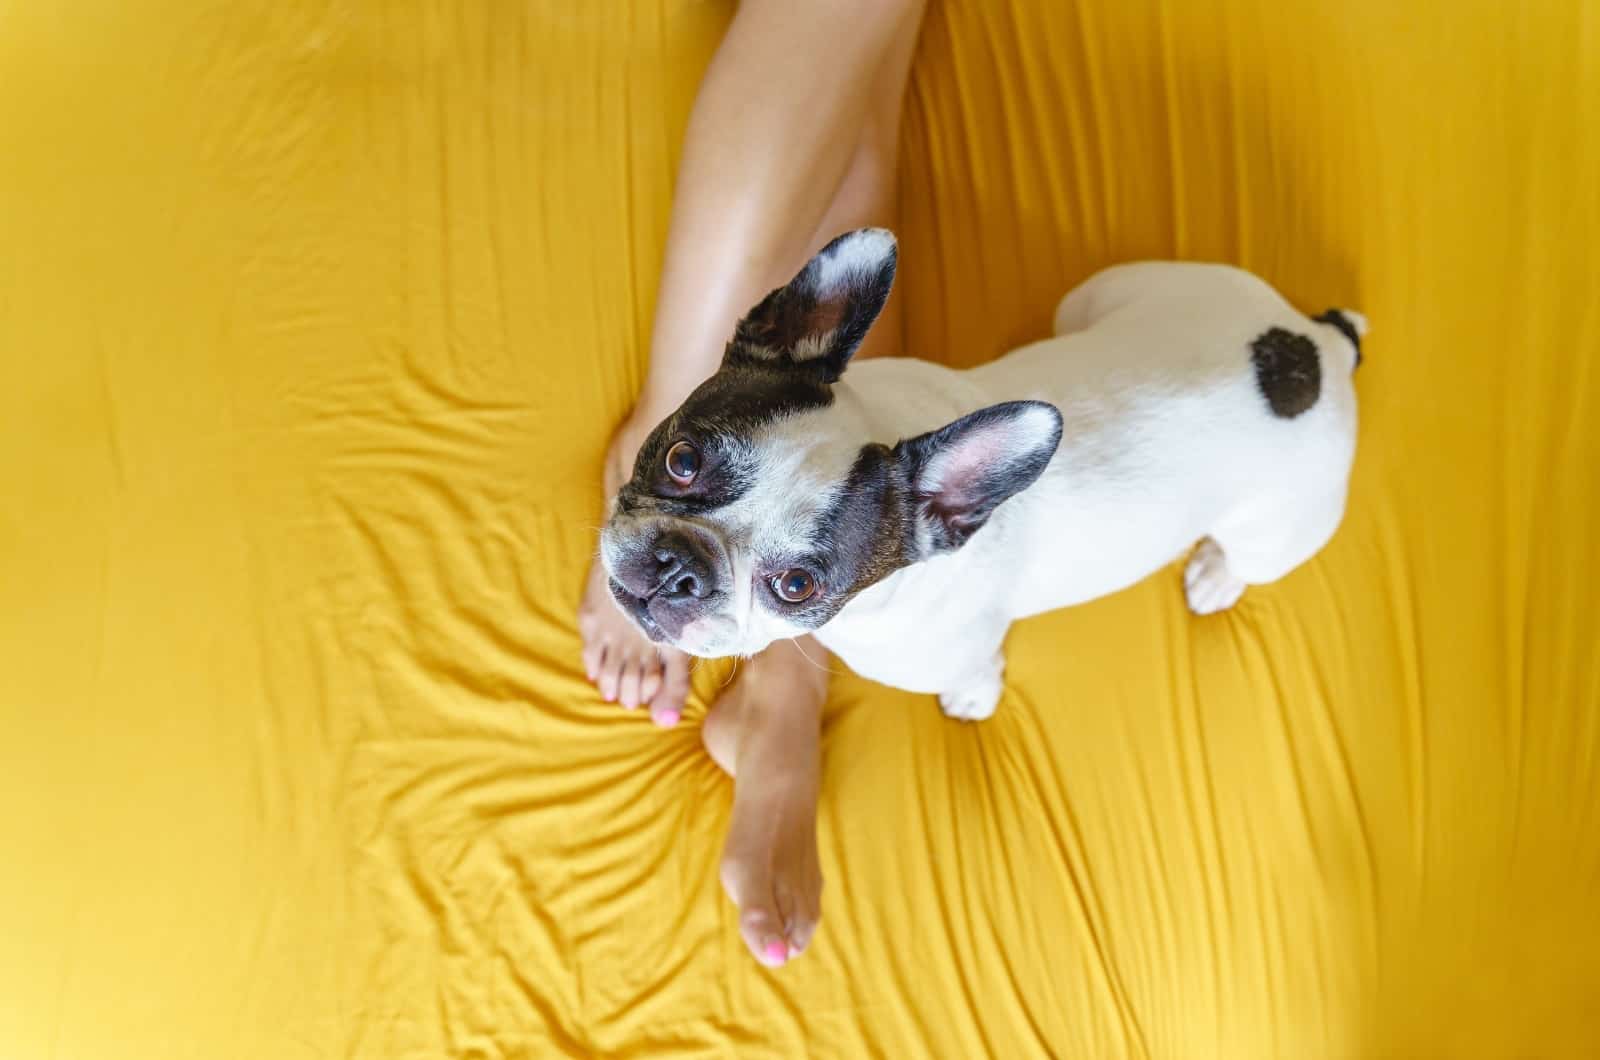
[
  {"x1": 578, "y1": 558, "x2": 691, "y2": 725},
  {"x1": 579, "y1": 411, "x2": 693, "y2": 726},
  {"x1": 702, "y1": 637, "x2": 829, "y2": 966}
]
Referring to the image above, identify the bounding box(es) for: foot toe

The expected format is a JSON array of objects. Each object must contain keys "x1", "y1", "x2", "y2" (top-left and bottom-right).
[
  {"x1": 581, "y1": 639, "x2": 603, "y2": 682},
  {"x1": 596, "y1": 652, "x2": 621, "y2": 702},
  {"x1": 648, "y1": 653, "x2": 689, "y2": 727},
  {"x1": 739, "y1": 895, "x2": 789, "y2": 968},
  {"x1": 618, "y1": 658, "x2": 643, "y2": 709},
  {"x1": 639, "y1": 657, "x2": 663, "y2": 705},
  {"x1": 777, "y1": 877, "x2": 822, "y2": 957}
]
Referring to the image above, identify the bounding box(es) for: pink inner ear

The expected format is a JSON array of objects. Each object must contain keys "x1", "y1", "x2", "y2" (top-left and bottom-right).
[
  {"x1": 920, "y1": 422, "x2": 1013, "y2": 503},
  {"x1": 804, "y1": 296, "x2": 845, "y2": 336},
  {"x1": 755, "y1": 287, "x2": 847, "y2": 354}
]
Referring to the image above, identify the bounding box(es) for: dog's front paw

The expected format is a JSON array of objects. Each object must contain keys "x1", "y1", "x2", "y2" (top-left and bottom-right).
[{"x1": 938, "y1": 655, "x2": 1005, "y2": 722}]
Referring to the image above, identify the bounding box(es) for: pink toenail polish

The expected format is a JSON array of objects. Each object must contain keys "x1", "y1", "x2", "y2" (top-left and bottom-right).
[
  {"x1": 764, "y1": 940, "x2": 787, "y2": 964},
  {"x1": 660, "y1": 709, "x2": 680, "y2": 726}
]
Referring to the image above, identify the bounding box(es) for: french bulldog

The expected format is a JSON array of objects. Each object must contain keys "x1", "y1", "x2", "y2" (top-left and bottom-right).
[{"x1": 600, "y1": 229, "x2": 1363, "y2": 720}]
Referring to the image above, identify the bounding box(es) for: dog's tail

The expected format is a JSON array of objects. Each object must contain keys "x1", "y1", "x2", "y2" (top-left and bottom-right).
[{"x1": 1314, "y1": 308, "x2": 1367, "y2": 372}]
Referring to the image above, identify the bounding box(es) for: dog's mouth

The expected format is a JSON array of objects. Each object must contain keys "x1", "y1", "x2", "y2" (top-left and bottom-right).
[{"x1": 606, "y1": 579, "x2": 670, "y2": 643}]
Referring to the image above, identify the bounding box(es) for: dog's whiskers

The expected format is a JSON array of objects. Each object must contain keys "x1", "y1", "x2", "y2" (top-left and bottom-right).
[
  {"x1": 717, "y1": 656, "x2": 740, "y2": 691},
  {"x1": 790, "y1": 637, "x2": 838, "y2": 677}
]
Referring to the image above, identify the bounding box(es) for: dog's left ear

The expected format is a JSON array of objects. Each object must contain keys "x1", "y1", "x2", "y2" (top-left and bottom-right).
[
  {"x1": 729, "y1": 228, "x2": 897, "y2": 382},
  {"x1": 896, "y1": 400, "x2": 1064, "y2": 554}
]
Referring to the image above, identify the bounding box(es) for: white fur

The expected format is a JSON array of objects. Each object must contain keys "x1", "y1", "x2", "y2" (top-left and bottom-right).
[
  {"x1": 809, "y1": 262, "x2": 1360, "y2": 720},
  {"x1": 614, "y1": 261, "x2": 1361, "y2": 721},
  {"x1": 664, "y1": 413, "x2": 867, "y2": 658},
  {"x1": 812, "y1": 228, "x2": 896, "y2": 297}
]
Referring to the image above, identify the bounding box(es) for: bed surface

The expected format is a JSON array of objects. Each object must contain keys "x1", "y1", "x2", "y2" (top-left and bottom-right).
[{"x1": 3, "y1": 2, "x2": 1597, "y2": 1056}]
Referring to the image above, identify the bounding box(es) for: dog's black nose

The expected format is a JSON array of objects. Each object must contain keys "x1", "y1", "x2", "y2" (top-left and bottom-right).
[{"x1": 650, "y1": 530, "x2": 714, "y2": 600}]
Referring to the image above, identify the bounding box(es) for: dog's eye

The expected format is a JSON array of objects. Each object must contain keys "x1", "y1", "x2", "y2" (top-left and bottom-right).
[
  {"x1": 771, "y1": 569, "x2": 817, "y2": 603},
  {"x1": 664, "y1": 441, "x2": 700, "y2": 485}
]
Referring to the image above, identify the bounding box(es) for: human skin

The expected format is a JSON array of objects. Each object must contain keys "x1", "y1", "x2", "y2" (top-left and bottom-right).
[{"x1": 575, "y1": 0, "x2": 926, "y2": 964}]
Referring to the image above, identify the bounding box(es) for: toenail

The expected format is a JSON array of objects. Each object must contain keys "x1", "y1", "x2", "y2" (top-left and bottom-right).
[
  {"x1": 658, "y1": 708, "x2": 680, "y2": 727},
  {"x1": 763, "y1": 940, "x2": 787, "y2": 964}
]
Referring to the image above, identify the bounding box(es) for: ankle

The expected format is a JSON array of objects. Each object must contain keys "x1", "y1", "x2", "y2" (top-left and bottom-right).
[{"x1": 749, "y1": 637, "x2": 830, "y2": 707}]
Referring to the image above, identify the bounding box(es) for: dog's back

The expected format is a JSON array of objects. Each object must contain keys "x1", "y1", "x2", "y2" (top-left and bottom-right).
[
  {"x1": 959, "y1": 262, "x2": 1361, "y2": 609},
  {"x1": 824, "y1": 263, "x2": 1364, "y2": 716}
]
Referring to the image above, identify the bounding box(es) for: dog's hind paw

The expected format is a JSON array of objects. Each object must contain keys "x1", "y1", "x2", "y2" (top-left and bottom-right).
[{"x1": 1185, "y1": 537, "x2": 1247, "y2": 615}]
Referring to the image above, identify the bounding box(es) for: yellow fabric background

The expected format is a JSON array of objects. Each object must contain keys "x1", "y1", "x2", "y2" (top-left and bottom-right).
[{"x1": 3, "y1": 1, "x2": 1597, "y2": 1056}]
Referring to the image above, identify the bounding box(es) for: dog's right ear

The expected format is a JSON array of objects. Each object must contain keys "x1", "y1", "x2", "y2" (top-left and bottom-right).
[{"x1": 727, "y1": 228, "x2": 897, "y2": 383}]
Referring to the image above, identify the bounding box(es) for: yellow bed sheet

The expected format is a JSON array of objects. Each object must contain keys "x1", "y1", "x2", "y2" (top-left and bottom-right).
[{"x1": 4, "y1": 1, "x2": 1598, "y2": 1056}]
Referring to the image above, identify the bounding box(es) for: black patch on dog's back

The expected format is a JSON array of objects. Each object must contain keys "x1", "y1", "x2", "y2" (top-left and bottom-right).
[
  {"x1": 1313, "y1": 308, "x2": 1363, "y2": 368},
  {"x1": 1250, "y1": 327, "x2": 1322, "y2": 419}
]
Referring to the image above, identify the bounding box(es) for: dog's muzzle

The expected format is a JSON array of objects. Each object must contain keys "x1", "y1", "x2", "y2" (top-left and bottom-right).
[{"x1": 605, "y1": 524, "x2": 726, "y2": 644}]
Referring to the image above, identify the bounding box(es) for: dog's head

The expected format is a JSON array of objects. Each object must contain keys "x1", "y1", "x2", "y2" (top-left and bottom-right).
[{"x1": 600, "y1": 229, "x2": 1062, "y2": 657}]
